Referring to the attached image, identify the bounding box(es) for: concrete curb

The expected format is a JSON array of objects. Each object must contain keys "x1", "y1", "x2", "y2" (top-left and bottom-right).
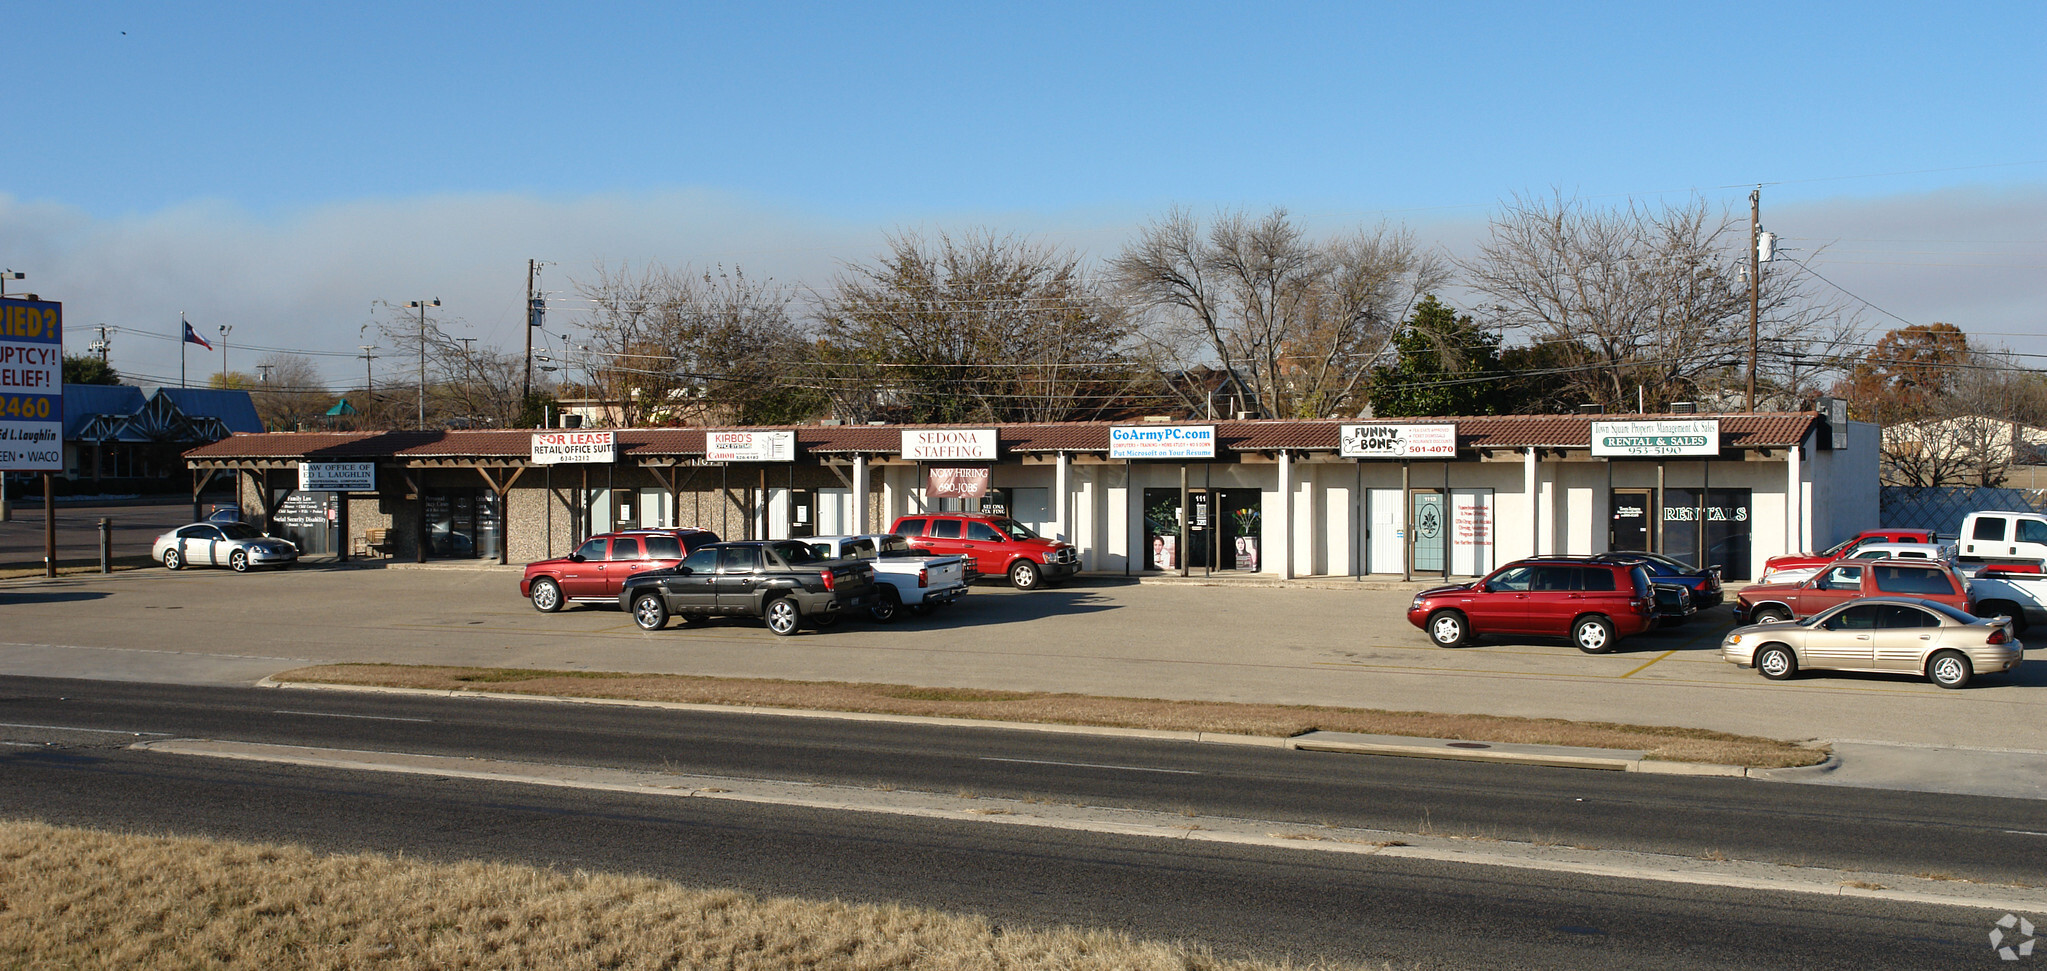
[{"x1": 257, "y1": 678, "x2": 1756, "y2": 771}]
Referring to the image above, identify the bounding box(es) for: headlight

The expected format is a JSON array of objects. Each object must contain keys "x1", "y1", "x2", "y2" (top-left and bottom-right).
[{"x1": 1723, "y1": 633, "x2": 1741, "y2": 646}]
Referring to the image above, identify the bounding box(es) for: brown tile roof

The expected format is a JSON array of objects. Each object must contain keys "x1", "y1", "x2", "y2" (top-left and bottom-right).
[{"x1": 183, "y1": 413, "x2": 1822, "y2": 462}]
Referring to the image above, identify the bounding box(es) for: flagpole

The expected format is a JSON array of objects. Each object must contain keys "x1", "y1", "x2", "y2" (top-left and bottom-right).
[{"x1": 180, "y1": 313, "x2": 187, "y2": 388}]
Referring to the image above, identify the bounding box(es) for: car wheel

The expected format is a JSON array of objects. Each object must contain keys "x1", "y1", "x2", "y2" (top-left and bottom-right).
[
  {"x1": 162, "y1": 549, "x2": 182, "y2": 571},
  {"x1": 229, "y1": 549, "x2": 250, "y2": 573},
  {"x1": 631, "y1": 593, "x2": 669, "y2": 631},
  {"x1": 1573, "y1": 615, "x2": 1616, "y2": 654},
  {"x1": 529, "y1": 578, "x2": 563, "y2": 613},
  {"x1": 1927, "y1": 650, "x2": 1973, "y2": 689},
  {"x1": 1975, "y1": 600, "x2": 2028, "y2": 636},
  {"x1": 764, "y1": 596, "x2": 801, "y2": 636},
  {"x1": 1751, "y1": 606, "x2": 1792, "y2": 625},
  {"x1": 677, "y1": 612, "x2": 706, "y2": 627},
  {"x1": 1426, "y1": 610, "x2": 1468, "y2": 648},
  {"x1": 810, "y1": 612, "x2": 840, "y2": 628},
  {"x1": 907, "y1": 602, "x2": 935, "y2": 617},
  {"x1": 1008, "y1": 560, "x2": 1041, "y2": 590},
  {"x1": 1755, "y1": 644, "x2": 1798, "y2": 680},
  {"x1": 870, "y1": 587, "x2": 903, "y2": 623}
]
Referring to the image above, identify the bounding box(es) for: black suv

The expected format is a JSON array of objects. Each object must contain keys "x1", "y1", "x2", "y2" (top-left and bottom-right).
[{"x1": 618, "y1": 540, "x2": 878, "y2": 635}]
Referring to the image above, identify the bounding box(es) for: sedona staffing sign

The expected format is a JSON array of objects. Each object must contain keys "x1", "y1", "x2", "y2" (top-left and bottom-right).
[{"x1": 0, "y1": 299, "x2": 63, "y2": 472}]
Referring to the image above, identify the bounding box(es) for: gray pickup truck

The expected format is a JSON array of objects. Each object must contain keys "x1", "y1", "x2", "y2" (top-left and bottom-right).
[
  {"x1": 805, "y1": 534, "x2": 971, "y2": 622},
  {"x1": 619, "y1": 539, "x2": 877, "y2": 635}
]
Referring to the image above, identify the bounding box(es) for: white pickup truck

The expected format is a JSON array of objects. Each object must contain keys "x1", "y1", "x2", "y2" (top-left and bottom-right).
[
  {"x1": 1958, "y1": 568, "x2": 2047, "y2": 635},
  {"x1": 804, "y1": 534, "x2": 971, "y2": 622}
]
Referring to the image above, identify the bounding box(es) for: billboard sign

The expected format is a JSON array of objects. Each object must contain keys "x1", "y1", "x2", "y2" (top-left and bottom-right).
[
  {"x1": 927, "y1": 467, "x2": 991, "y2": 498},
  {"x1": 299, "y1": 461, "x2": 376, "y2": 492},
  {"x1": 1110, "y1": 424, "x2": 1216, "y2": 459},
  {"x1": 0, "y1": 299, "x2": 62, "y2": 472},
  {"x1": 1591, "y1": 419, "x2": 1721, "y2": 457},
  {"x1": 532, "y1": 430, "x2": 616, "y2": 465},
  {"x1": 705, "y1": 429, "x2": 795, "y2": 462},
  {"x1": 1339, "y1": 423, "x2": 1458, "y2": 459},
  {"x1": 902, "y1": 428, "x2": 997, "y2": 461}
]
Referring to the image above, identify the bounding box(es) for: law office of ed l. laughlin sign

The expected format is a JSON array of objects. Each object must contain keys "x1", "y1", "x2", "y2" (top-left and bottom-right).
[{"x1": 1591, "y1": 419, "x2": 1720, "y2": 457}]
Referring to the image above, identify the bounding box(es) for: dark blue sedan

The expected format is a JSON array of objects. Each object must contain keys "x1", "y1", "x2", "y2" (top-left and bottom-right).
[{"x1": 1592, "y1": 552, "x2": 1724, "y2": 609}]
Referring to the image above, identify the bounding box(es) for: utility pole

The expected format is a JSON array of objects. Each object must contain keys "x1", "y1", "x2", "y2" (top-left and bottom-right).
[
  {"x1": 89, "y1": 324, "x2": 110, "y2": 363},
  {"x1": 405, "y1": 299, "x2": 440, "y2": 430},
  {"x1": 524, "y1": 259, "x2": 536, "y2": 405},
  {"x1": 359, "y1": 344, "x2": 378, "y2": 420},
  {"x1": 1746, "y1": 186, "x2": 1761, "y2": 412}
]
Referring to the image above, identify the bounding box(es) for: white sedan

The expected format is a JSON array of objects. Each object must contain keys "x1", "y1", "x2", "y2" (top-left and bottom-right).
[{"x1": 151, "y1": 522, "x2": 299, "y2": 572}]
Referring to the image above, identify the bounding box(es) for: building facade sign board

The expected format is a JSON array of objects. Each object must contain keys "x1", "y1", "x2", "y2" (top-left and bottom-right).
[
  {"x1": 927, "y1": 467, "x2": 991, "y2": 498},
  {"x1": 902, "y1": 428, "x2": 997, "y2": 461},
  {"x1": 298, "y1": 461, "x2": 376, "y2": 491},
  {"x1": 706, "y1": 429, "x2": 795, "y2": 462},
  {"x1": 1339, "y1": 423, "x2": 1458, "y2": 459},
  {"x1": 532, "y1": 431, "x2": 616, "y2": 465},
  {"x1": 0, "y1": 299, "x2": 63, "y2": 472},
  {"x1": 1110, "y1": 424, "x2": 1217, "y2": 459},
  {"x1": 1591, "y1": 419, "x2": 1721, "y2": 457}
]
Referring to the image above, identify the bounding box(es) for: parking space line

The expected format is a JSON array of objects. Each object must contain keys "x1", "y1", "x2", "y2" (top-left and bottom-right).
[{"x1": 1619, "y1": 650, "x2": 1678, "y2": 678}]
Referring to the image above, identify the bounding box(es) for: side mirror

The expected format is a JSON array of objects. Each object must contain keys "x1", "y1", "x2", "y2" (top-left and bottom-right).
[
  {"x1": 567, "y1": 553, "x2": 586, "y2": 563},
  {"x1": 674, "y1": 566, "x2": 693, "y2": 576}
]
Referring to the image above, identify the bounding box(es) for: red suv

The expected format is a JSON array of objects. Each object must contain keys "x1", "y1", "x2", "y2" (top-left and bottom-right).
[
  {"x1": 1406, "y1": 557, "x2": 1657, "y2": 653},
  {"x1": 890, "y1": 513, "x2": 1080, "y2": 589},
  {"x1": 522, "y1": 528, "x2": 721, "y2": 612}
]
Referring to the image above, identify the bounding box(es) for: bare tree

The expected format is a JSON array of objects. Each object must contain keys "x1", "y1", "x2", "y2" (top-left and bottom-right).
[
  {"x1": 1461, "y1": 192, "x2": 1856, "y2": 411},
  {"x1": 1111, "y1": 208, "x2": 1448, "y2": 419},
  {"x1": 570, "y1": 263, "x2": 817, "y2": 427},
  {"x1": 250, "y1": 353, "x2": 327, "y2": 431},
  {"x1": 814, "y1": 231, "x2": 1142, "y2": 424}
]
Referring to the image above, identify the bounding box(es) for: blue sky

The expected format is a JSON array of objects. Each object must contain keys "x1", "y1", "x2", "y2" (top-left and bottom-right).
[{"x1": 4, "y1": 1, "x2": 2044, "y2": 388}]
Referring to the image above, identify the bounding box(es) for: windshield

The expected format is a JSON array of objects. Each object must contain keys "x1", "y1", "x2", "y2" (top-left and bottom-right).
[
  {"x1": 874, "y1": 536, "x2": 919, "y2": 557},
  {"x1": 992, "y1": 518, "x2": 1038, "y2": 540},
  {"x1": 771, "y1": 541, "x2": 827, "y2": 566},
  {"x1": 221, "y1": 523, "x2": 264, "y2": 541}
]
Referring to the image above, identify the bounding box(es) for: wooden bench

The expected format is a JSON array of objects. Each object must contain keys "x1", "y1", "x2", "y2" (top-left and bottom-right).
[{"x1": 357, "y1": 527, "x2": 393, "y2": 558}]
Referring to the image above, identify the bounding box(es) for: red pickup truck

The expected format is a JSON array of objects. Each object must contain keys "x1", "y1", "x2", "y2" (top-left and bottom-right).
[
  {"x1": 890, "y1": 513, "x2": 1080, "y2": 589},
  {"x1": 1760, "y1": 528, "x2": 1938, "y2": 580},
  {"x1": 1735, "y1": 557, "x2": 1972, "y2": 624}
]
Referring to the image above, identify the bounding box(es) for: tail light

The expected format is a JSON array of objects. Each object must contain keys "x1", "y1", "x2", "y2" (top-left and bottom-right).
[
  {"x1": 820, "y1": 569, "x2": 836, "y2": 591},
  {"x1": 918, "y1": 568, "x2": 929, "y2": 588},
  {"x1": 1988, "y1": 627, "x2": 2008, "y2": 645}
]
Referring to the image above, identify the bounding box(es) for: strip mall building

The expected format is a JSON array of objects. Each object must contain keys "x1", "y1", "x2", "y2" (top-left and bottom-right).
[{"x1": 182, "y1": 412, "x2": 1876, "y2": 582}]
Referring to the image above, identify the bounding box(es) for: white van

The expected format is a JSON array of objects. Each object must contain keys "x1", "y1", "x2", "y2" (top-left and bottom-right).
[{"x1": 1955, "y1": 510, "x2": 2047, "y2": 575}]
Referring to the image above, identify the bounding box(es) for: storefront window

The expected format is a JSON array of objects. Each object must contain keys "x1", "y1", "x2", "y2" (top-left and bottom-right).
[{"x1": 1662, "y1": 487, "x2": 1752, "y2": 580}]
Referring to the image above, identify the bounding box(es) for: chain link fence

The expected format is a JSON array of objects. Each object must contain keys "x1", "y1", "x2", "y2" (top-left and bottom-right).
[{"x1": 1880, "y1": 486, "x2": 2047, "y2": 537}]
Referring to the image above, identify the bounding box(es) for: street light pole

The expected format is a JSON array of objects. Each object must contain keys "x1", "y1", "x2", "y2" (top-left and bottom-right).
[
  {"x1": 405, "y1": 299, "x2": 440, "y2": 430},
  {"x1": 1746, "y1": 187, "x2": 1761, "y2": 412},
  {"x1": 218, "y1": 324, "x2": 232, "y2": 385}
]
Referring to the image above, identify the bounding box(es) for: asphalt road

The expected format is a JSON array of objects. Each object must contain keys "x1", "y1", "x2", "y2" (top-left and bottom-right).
[{"x1": 0, "y1": 677, "x2": 2034, "y2": 968}]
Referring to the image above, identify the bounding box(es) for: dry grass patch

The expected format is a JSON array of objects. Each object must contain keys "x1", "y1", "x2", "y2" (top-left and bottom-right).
[
  {"x1": 0, "y1": 819, "x2": 1367, "y2": 971},
  {"x1": 277, "y1": 663, "x2": 1828, "y2": 769}
]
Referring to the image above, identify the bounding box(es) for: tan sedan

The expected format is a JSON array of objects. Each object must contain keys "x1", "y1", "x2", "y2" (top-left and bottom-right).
[{"x1": 1721, "y1": 597, "x2": 2022, "y2": 689}]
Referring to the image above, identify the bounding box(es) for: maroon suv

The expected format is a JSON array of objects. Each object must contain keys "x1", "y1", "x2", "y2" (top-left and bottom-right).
[
  {"x1": 1406, "y1": 557, "x2": 1657, "y2": 653},
  {"x1": 522, "y1": 528, "x2": 721, "y2": 612}
]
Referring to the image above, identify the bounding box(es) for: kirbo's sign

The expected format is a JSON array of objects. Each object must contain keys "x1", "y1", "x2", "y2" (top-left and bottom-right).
[
  {"x1": 1339, "y1": 423, "x2": 1457, "y2": 459},
  {"x1": 298, "y1": 461, "x2": 376, "y2": 492},
  {"x1": 532, "y1": 430, "x2": 616, "y2": 465},
  {"x1": 0, "y1": 299, "x2": 63, "y2": 472},
  {"x1": 706, "y1": 430, "x2": 795, "y2": 462},
  {"x1": 1110, "y1": 424, "x2": 1216, "y2": 459},
  {"x1": 1591, "y1": 419, "x2": 1721, "y2": 457},
  {"x1": 902, "y1": 428, "x2": 997, "y2": 461}
]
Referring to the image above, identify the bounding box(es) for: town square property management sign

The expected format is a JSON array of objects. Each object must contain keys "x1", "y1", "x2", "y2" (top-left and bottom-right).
[{"x1": 1590, "y1": 419, "x2": 1721, "y2": 457}]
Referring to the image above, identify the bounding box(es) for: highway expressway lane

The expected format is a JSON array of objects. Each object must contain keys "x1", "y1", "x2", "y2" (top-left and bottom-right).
[
  {"x1": 2, "y1": 677, "x2": 2044, "y2": 969},
  {"x1": 0, "y1": 566, "x2": 2042, "y2": 752}
]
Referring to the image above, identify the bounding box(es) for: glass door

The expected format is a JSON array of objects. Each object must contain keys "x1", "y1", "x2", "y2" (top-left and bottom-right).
[
  {"x1": 1411, "y1": 489, "x2": 1446, "y2": 574},
  {"x1": 1610, "y1": 489, "x2": 1653, "y2": 552}
]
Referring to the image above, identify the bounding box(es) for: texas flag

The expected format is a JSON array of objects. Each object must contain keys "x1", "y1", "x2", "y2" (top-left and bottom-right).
[{"x1": 182, "y1": 316, "x2": 212, "y2": 350}]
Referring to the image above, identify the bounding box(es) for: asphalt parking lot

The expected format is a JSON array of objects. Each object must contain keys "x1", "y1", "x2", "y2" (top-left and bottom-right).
[{"x1": 2, "y1": 562, "x2": 2042, "y2": 750}]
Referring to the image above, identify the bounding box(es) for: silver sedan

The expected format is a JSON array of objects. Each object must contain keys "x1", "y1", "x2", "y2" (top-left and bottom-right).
[
  {"x1": 151, "y1": 522, "x2": 300, "y2": 572},
  {"x1": 1721, "y1": 596, "x2": 2022, "y2": 689}
]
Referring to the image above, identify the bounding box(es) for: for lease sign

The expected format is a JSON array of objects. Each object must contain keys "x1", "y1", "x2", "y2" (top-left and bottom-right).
[
  {"x1": 902, "y1": 428, "x2": 997, "y2": 461},
  {"x1": 532, "y1": 431, "x2": 616, "y2": 465},
  {"x1": 1591, "y1": 419, "x2": 1720, "y2": 457},
  {"x1": 1110, "y1": 424, "x2": 1216, "y2": 459},
  {"x1": 0, "y1": 299, "x2": 62, "y2": 472}
]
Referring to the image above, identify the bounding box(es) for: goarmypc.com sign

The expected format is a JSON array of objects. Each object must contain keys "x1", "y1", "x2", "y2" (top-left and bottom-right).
[
  {"x1": 1109, "y1": 424, "x2": 1216, "y2": 459},
  {"x1": 1591, "y1": 419, "x2": 1721, "y2": 457}
]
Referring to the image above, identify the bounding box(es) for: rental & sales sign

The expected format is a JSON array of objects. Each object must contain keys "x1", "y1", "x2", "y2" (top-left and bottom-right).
[
  {"x1": 298, "y1": 462, "x2": 377, "y2": 491},
  {"x1": 532, "y1": 430, "x2": 616, "y2": 465},
  {"x1": 1591, "y1": 419, "x2": 1720, "y2": 457},
  {"x1": 706, "y1": 429, "x2": 795, "y2": 462},
  {"x1": 902, "y1": 428, "x2": 997, "y2": 461},
  {"x1": 0, "y1": 299, "x2": 62, "y2": 472},
  {"x1": 1110, "y1": 424, "x2": 1216, "y2": 459},
  {"x1": 1339, "y1": 423, "x2": 1457, "y2": 459}
]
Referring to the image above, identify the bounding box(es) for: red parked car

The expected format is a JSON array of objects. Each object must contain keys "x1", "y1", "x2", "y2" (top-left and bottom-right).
[
  {"x1": 1760, "y1": 528, "x2": 1938, "y2": 580},
  {"x1": 890, "y1": 513, "x2": 1080, "y2": 589},
  {"x1": 1406, "y1": 557, "x2": 1658, "y2": 653},
  {"x1": 522, "y1": 528, "x2": 721, "y2": 612}
]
